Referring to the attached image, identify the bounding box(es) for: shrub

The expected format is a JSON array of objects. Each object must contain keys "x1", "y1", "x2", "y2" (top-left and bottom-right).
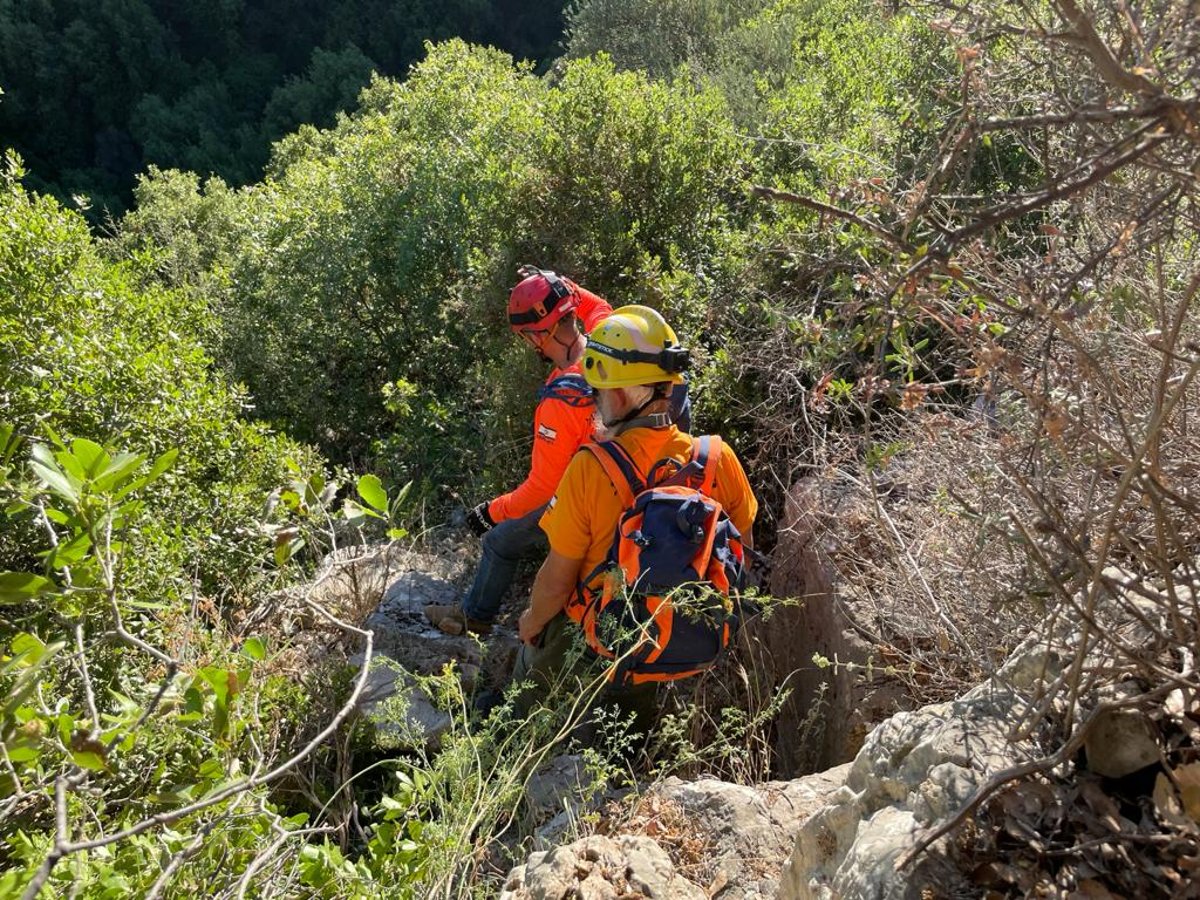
[{"x1": 0, "y1": 152, "x2": 317, "y2": 606}]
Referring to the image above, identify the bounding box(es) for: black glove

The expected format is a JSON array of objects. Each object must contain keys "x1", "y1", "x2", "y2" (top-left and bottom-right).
[{"x1": 466, "y1": 501, "x2": 495, "y2": 537}]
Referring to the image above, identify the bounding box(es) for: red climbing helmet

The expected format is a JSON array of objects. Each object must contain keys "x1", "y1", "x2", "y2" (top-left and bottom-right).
[{"x1": 508, "y1": 264, "x2": 581, "y2": 350}]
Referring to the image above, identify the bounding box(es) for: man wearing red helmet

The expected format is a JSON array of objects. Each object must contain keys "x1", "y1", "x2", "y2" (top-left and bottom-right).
[{"x1": 424, "y1": 265, "x2": 613, "y2": 636}]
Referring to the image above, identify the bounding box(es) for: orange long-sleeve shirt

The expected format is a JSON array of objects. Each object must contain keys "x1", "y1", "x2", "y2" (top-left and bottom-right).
[{"x1": 487, "y1": 285, "x2": 612, "y2": 523}]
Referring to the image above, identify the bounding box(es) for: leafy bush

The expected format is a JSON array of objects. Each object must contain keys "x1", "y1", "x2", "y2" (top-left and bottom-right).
[
  {"x1": 0, "y1": 153, "x2": 317, "y2": 606},
  {"x1": 119, "y1": 40, "x2": 756, "y2": 510},
  {"x1": 563, "y1": 0, "x2": 775, "y2": 79}
]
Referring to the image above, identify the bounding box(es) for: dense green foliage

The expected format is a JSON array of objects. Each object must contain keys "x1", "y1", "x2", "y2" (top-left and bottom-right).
[
  {"x1": 18, "y1": 0, "x2": 1175, "y2": 892},
  {"x1": 0, "y1": 153, "x2": 320, "y2": 600},
  {"x1": 0, "y1": 0, "x2": 567, "y2": 216},
  {"x1": 120, "y1": 39, "x2": 757, "y2": 503}
]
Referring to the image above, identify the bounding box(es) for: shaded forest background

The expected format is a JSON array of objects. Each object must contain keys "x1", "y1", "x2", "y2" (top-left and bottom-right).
[{"x1": 0, "y1": 0, "x2": 566, "y2": 216}]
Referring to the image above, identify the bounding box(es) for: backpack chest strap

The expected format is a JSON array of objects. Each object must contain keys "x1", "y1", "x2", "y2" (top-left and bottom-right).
[{"x1": 584, "y1": 434, "x2": 724, "y2": 505}]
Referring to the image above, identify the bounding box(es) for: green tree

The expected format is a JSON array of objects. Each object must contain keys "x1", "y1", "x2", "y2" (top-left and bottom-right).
[
  {"x1": 0, "y1": 151, "x2": 313, "y2": 601},
  {"x1": 563, "y1": 0, "x2": 773, "y2": 78},
  {"x1": 0, "y1": 0, "x2": 569, "y2": 216},
  {"x1": 261, "y1": 44, "x2": 377, "y2": 144},
  {"x1": 121, "y1": 40, "x2": 755, "y2": 505}
]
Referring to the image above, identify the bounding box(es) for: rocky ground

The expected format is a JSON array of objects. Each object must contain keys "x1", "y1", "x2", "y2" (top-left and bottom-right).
[{"x1": 276, "y1": 530, "x2": 1197, "y2": 899}]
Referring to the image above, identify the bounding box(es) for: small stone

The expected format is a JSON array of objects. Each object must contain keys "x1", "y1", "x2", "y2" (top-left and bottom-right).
[{"x1": 1085, "y1": 707, "x2": 1160, "y2": 778}]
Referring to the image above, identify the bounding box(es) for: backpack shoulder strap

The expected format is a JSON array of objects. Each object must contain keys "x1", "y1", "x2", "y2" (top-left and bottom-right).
[
  {"x1": 690, "y1": 435, "x2": 723, "y2": 496},
  {"x1": 537, "y1": 373, "x2": 595, "y2": 408},
  {"x1": 657, "y1": 435, "x2": 723, "y2": 492},
  {"x1": 581, "y1": 440, "x2": 645, "y2": 508}
]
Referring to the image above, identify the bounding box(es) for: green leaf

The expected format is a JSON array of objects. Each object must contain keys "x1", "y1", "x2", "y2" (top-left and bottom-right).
[
  {"x1": 342, "y1": 498, "x2": 381, "y2": 521},
  {"x1": 391, "y1": 480, "x2": 413, "y2": 514},
  {"x1": 30, "y1": 445, "x2": 79, "y2": 503},
  {"x1": 0, "y1": 423, "x2": 20, "y2": 466},
  {"x1": 70, "y1": 439, "x2": 109, "y2": 477},
  {"x1": 274, "y1": 536, "x2": 304, "y2": 567},
  {"x1": 112, "y1": 448, "x2": 178, "y2": 501},
  {"x1": 242, "y1": 637, "x2": 266, "y2": 662},
  {"x1": 146, "y1": 447, "x2": 179, "y2": 481},
  {"x1": 10, "y1": 633, "x2": 46, "y2": 662},
  {"x1": 386, "y1": 527, "x2": 408, "y2": 540},
  {"x1": 305, "y1": 473, "x2": 325, "y2": 507},
  {"x1": 0, "y1": 572, "x2": 56, "y2": 605},
  {"x1": 357, "y1": 474, "x2": 388, "y2": 513},
  {"x1": 93, "y1": 451, "x2": 145, "y2": 493},
  {"x1": 71, "y1": 750, "x2": 106, "y2": 771},
  {"x1": 45, "y1": 530, "x2": 91, "y2": 569},
  {"x1": 197, "y1": 667, "x2": 231, "y2": 704},
  {"x1": 184, "y1": 686, "x2": 204, "y2": 715},
  {"x1": 7, "y1": 744, "x2": 40, "y2": 763}
]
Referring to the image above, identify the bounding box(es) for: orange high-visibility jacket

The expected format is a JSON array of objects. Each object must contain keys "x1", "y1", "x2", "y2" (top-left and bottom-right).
[{"x1": 487, "y1": 285, "x2": 611, "y2": 523}]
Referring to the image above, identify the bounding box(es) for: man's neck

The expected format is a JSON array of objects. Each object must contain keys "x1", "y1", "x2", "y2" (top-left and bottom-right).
[
  {"x1": 564, "y1": 333, "x2": 586, "y2": 368},
  {"x1": 608, "y1": 400, "x2": 673, "y2": 437}
]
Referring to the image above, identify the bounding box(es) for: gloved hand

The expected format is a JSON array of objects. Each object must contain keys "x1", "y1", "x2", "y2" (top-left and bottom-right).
[{"x1": 465, "y1": 501, "x2": 495, "y2": 537}]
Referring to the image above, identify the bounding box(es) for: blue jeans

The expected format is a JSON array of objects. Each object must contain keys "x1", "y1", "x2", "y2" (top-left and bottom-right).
[{"x1": 460, "y1": 504, "x2": 548, "y2": 623}]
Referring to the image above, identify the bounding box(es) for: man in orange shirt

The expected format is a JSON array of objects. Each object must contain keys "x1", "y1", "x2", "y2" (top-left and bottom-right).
[
  {"x1": 425, "y1": 266, "x2": 612, "y2": 636},
  {"x1": 511, "y1": 306, "x2": 758, "y2": 730}
]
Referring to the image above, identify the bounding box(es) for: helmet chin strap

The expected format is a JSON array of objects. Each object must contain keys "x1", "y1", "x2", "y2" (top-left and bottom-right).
[
  {"x1": 603, "y1": 392, "x2": 671, "y2": 432},
  {"x1": 542, "y1": 327, "x2": 584, "y2": 368}
]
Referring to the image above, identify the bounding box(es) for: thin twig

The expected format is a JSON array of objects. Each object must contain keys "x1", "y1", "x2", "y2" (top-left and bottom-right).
[
  {"x1": 895, "y1": 683, "x2": 1173, "y2": 870},
  {"x1": 19, "y1": 593, "x2": 375, "y2": 896},
  {"x1": 750, "y1": 185, "x2": 910, "y2": 249}
]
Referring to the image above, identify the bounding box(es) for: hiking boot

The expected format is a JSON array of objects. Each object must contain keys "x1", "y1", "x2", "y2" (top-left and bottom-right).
[{"x1": 423, "y1": 602, "x2": 492, "y2": 637}]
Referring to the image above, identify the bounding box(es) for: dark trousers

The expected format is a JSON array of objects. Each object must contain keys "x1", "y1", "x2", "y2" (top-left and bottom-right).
[
  {"x1": 510, "y1": 612, "x2": 658, "y2": 742},
  {"x1": 460, "y1": 504, "x2": 548, "y2": 623}
]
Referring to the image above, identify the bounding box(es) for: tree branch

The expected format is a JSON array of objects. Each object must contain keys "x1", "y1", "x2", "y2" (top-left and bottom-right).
[
  {"x1": 750, "y1": 185, "x2": 909, "y2": 249},
  {"x1": 1051, "y1": 0, "x2": 1164, "y2": 97},
  {"x1": 895, "y1": 682, "x2": 1174, "y2": 871}
]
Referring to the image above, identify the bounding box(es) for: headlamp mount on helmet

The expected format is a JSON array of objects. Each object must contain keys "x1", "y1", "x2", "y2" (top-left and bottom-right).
[
  {"x1": 585, "y1": 339, "x2": 691, "y2": 375},
  {"x1": 659, "y1": 345, "x2": 690, "y2": 374}
]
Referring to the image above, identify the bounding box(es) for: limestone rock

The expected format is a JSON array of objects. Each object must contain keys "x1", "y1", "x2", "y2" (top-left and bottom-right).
[
  {"x1": 779, "y1": 572, "x2": 1176, "y2": 900},
  {"x1": 1084, "y1": 682, "x2": 1161, "y2": 778},
  {"x1": 348, "y1": 651, "x2": 451, "y2": 749},
  {"x1": 499, "y1": 835, "x2": 707, "y2": 900},
  {"x1": 639, "y1": 766, "x2": 850, "y2": 899},
  {"x1": 365, "y1": 567, "x2": 519, "y2": 691},
  {"x1": 504, "y1": 740, "x2": 850, "y2": 897}
]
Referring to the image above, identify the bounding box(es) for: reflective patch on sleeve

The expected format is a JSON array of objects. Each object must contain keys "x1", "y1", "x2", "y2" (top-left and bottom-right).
[
  {"x1": 548, "y1": 496, "x2": 557, "y2": 509},
  {"x1": 537, "y1": 424, "x2": 558, "y2": 442}
]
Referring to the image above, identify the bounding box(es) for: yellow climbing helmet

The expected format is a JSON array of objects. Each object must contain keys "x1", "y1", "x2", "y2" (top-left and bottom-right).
[{"x1": 582, "y1": 305, "x2": 690, "y2": 389}]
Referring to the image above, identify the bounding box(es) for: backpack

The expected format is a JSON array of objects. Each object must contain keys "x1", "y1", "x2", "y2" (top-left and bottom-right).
[{"x1": 577, "y1": 435, "x2": 747, "y2": 685}]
